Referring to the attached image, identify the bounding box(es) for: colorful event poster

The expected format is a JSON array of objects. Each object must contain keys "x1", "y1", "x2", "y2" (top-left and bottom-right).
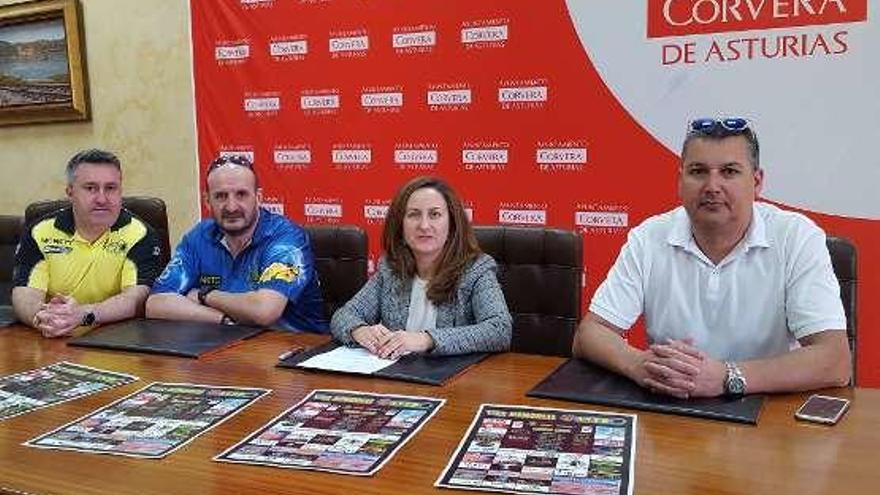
[
  {"x1": 0, "y1": 361, "x2": 137, "y2": 422},
  {"x1": 436, "y1": 404, "x2": 636, "y2": 495},
  {"x1": 215, "y1": 389, "x2": 445, "y2": 476},
  {"x1": 25, "y1": 382, "x2": 270, "y2": 458}
]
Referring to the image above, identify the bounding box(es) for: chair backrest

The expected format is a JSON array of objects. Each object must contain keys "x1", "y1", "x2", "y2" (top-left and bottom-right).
[
  {"x1": 24, "y1": 196, "x2": 171, "y2": 268},
  {"x1": 304, "y1": 224, "x2": 368, "y2": 322},
  {"x1": 473, "y1": 225, "x2": 583, "y2": 357},
  {"x1": 826, "y1": 236, "x2": 857, "y2": 384},
  {"x1": 0, "y1": 215, "x2": 23, "y2": 305}
]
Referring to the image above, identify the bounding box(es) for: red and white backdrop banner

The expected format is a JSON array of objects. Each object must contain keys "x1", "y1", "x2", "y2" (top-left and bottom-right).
[{"x1": 190, "y1": 0, "x2": 879, "y2": 385}]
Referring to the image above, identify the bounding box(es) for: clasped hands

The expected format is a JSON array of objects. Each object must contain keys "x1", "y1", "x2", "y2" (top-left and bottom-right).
[
  {"x1": 351, "y1": 324, "x2": 434, "y2": 360},
  {"x1": 33, "y1": 295, "x2": 90, "y2": 338},
  {"x1": 632, "y1": 339, "x2": 726, "y2": 399}
]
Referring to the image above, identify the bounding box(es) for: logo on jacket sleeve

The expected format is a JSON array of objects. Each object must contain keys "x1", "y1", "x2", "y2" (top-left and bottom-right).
[{"x1": 259, "y1": 262, "x2": 300, "y2": 283}]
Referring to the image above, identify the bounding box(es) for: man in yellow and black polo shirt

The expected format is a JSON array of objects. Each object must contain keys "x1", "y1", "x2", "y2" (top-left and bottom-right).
[{"x1": 12, "y1": 149, "x2": 162, "y2": 338}]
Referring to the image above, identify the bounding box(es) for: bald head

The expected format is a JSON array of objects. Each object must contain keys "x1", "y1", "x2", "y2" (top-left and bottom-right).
[{"x1": 207, "y1": 164, "x2": 257, "y2": 195}]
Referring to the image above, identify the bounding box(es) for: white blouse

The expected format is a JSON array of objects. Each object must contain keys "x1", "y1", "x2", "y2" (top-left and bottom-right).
[{"x1": 405, "y1": 276, "x2": 437, "y2": 331}]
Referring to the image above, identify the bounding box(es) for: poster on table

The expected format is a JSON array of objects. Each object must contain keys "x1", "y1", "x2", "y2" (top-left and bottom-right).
[
  {"x1": 436, "y1": 404, "x2": 636, "y2": 495},
  {"x1": 0, "y1": 361, "x2": 137, "y2": 422},
  {"x1": 25, "y1": 382, "x2": 270, "y2": 458},
  {"x1": 216, "y1": 389, "x2": 445, "y2": 475}
]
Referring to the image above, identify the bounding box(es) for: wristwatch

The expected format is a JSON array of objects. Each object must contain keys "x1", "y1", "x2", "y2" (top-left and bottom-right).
[
  {"x1": 81, "y1": 311, "x2": 97, "y2": 327},
  {"x1": 724, "y1": 361, "x2": 747, "y2": 397},
  {"x1": 198, "y1": 286, "x2": 217, "y2": 306}
]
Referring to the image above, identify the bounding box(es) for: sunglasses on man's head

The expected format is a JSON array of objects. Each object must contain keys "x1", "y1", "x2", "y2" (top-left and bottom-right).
[
  {"x1": 689, "y1": 117, "x2": 751, "y2": 134},
  {"x1": 207, "y1": 155, "x2": 254, "y2": 173}
]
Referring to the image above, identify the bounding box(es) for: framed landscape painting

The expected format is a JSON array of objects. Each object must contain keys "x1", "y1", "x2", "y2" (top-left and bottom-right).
[{"x1": 0, "y1": 0, "x2": 88, "y2": 126}]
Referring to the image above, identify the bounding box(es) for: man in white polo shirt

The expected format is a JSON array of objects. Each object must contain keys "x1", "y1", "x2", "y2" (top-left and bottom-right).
[{"x1": 572, "y1": 118, "x2": 851, "y2": 398}]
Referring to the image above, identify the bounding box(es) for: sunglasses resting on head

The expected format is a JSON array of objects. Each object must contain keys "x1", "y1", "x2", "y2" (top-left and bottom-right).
[{"x1": 206, "y1": 155, "x2": 254, "y2": 175}]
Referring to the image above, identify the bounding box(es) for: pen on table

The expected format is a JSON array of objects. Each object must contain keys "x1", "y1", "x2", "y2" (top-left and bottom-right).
[{"x1": 278, "y1": 346, "x2": 304, "y2": 361}]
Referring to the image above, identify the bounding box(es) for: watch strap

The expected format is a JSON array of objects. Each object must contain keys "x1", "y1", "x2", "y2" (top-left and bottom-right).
[
  {"x1": 724, "y1": 361, "x2": 747, "y2": 396},
  {"x1": 81, "y1": 310, "x2": 97, "y2": 327},
  {"x1": 198, "y1": 286, "x2": 217, "y2": 306}
]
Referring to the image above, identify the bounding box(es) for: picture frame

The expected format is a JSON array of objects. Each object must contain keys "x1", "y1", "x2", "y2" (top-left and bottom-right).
[{"x1": 0, "y1": 0, "x2": 88, "y2": 126}]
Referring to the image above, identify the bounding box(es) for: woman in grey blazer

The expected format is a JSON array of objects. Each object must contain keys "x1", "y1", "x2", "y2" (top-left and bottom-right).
[{"x1": 331, "y1": 176, "x2": 512, "y2": 357}]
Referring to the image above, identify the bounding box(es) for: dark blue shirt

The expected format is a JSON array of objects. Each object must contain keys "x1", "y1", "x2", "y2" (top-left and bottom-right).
[{"x1": 152, "y1": 208, "x2": 327, "y2": 332}]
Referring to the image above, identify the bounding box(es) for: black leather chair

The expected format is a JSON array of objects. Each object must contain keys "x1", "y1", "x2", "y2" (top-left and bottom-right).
[
  {"x1": 826, "y1": 236, "x2": 857, "y2": 384},
  {"x1": 474, "y1": 225, "x2": 583, "y2": 357},
  {"x1": 305, "y1": 225, "x2": 368, "y2": 322},
  {"x1": 0, "y1": 215, "x2": 23, "y2": 305},
  {"x1": 24, "y1": 197, "x2": 171, "y2": 267}
]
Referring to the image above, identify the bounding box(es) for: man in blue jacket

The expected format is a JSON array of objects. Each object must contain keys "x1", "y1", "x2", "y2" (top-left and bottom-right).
[{"x1": 146, "y1": 155, "x2": 326, "y2": 332}]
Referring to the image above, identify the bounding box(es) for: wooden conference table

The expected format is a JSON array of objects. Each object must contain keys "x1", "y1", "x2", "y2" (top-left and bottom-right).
[{"x1": 0, "y1": 324, "x2": 877, "y2": 495}]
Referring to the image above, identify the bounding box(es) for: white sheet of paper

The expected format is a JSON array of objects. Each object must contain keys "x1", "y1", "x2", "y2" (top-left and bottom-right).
[{"x1": 296, "y1": 346, "x2": 397, "y2": 374}]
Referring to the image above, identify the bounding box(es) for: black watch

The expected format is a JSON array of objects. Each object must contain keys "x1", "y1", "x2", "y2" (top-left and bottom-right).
[
  {"x1": 198, "y1": 286, "x2": 217, "y2": 306},
  {"x1": 724, "y1": 361, "x2": 747, "y2": 397},
  {"x1": 81, "y1": 311, "x2": 97, "y2": 327}
]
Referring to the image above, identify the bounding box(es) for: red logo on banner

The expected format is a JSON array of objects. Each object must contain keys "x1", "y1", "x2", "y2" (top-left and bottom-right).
[
  {"x1": 461, "y1": 18, "x2": 509, "y2": 49},
  {"x1": 536, "y1": 140, "x2": 588, "y2": 172},
  {"x1": 304, "y1": 197, "x2": 343, "y2": 224},
  {"x1": 393, "y1": 25, "x2": 437, "y2": 54},
  {"x1": 363, "y1": 200, "x2": 390, "y2": 225},
  {"x1": 273, "y1": 145, "x2": 311, "y2": 171},
  {"x1": 498, "y1": 202, "x2": 548, "y2": 226},
  {"x1": 218, "y1": 148, "x2": 254, "y2": 163},
  {"x1": 262, "y1": 201, "x2": 285, "y2": 216},
  {"x1": 329, "y1": 29, "x2": 369, "y2": 59},
  {"x1": 361, "y1": 85, "x2": 403, "y2": 113},
  {"x1": 215, "y1": 43, "x2": 250, "y2": 61},
  {"x1": 331, "y1": 144, "x2": 372, "y2": 171},
  {"x1": 575, "y1": 203, "x2": 630, "y2": 236},
  {"x1": 647, "y1": 0, "x2": 867, "y2": 38},
  {"x1": 270, "y1": 35, "x2": 308, "y2": 61},
  {"x1": 394, "y1": 142, "x2": 438, "y2": 171},
  {"x1": 240, "y1": 0, "x2": 274, "y2": 9},
  {"x1": 461, "y1": 141, "x2": 509, "y2": 172}
]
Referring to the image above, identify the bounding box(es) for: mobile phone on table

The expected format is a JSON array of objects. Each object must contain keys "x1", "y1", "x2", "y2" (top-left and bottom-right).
[
  {"x1": 278, "y1": 345, "x2": 305, "y2": 361},
  {"x1": 794, "y1": 394, "x2": 850, "y2": 425}
]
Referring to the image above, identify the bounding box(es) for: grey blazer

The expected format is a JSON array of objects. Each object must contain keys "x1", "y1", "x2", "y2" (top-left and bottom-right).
[{"x1": 330, "y1": 253, "x2": 512, "y2": 355}]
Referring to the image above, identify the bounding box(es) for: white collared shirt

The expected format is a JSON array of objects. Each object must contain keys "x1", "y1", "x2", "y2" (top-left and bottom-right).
[{"x1": 590, "y1": 202, "x2": 846, "y2": 361}]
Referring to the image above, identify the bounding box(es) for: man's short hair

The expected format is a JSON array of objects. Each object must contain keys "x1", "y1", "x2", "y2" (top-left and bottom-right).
[
  {"x1": 66, "y1": 149, "x2": 122, "y2": 184},
  {"x1": 681, "y1": 118, "x2": 760, "y2": 170}
]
